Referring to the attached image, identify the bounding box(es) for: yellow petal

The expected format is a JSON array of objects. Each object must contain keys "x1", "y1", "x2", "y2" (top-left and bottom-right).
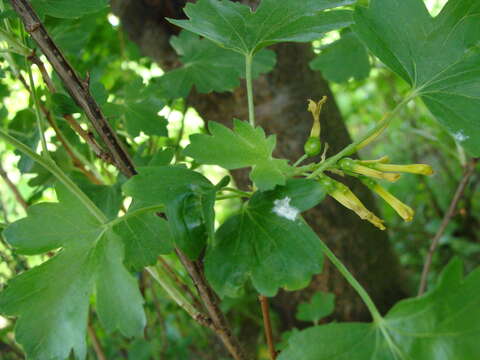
[
  {"x1": 307, "y1": 96, "x2": 327, "y2": 138},
  {"x1": 373, "y1": 163, "x2": 434, "y2": 176},
  {"x1": 368, "y1": 182, "x2": 415, "y2": 222},
  {"x1": 328, "y1": 181, "x2": 386, "y2": 230}
]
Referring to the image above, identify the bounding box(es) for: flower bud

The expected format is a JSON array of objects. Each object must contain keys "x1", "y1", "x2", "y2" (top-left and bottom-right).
[
  {"x1": 339, "y1": 158, "x2": 401, "y2": 182},
  {"x1": 361, "y1": 178, "x2": 414, "y2": 222},
  {"x1": 371, "y1": 163, "x2": 434, "y2": 176},
  {"x1": 319, "y1": 177, "x2": 386, "y2": 230}
]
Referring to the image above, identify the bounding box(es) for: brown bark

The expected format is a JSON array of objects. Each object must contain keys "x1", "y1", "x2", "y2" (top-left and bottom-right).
[{"x1": 112, "y1": 0, "x2": 407, "y2": 329}]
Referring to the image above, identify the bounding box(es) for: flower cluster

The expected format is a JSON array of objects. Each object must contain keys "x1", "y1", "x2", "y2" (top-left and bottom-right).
[
  {"x1": 321, "y1": 157, "x2": 434, "y2": 229},
  {"x1": 303, "y1": 98, "x2": 435, "y2": 230}
]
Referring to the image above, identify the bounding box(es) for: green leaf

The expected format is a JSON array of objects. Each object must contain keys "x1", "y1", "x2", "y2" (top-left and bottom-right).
[
  {"x1": 158, "y1": 30, "x2": 276, "y2": 99},
  {"x1": 296, "y1": 291, "x2": 335, "y2": 324},
  {"x1": 32, "y1": 0, "x2": 108, "y2": 19},
  {"x1": 168, "y1": 0, "x2": 354, "y2": 55},
  {"x1": 310, "y1": 30, "x2": 370, "y2": 82},
  {"x1": 184, "y1": 120, "x2": 293, "y2": 191},
  {"x1": 105, "y1": 79, "x2": 168, "y2": 138},
  {"x1": 123, "y1": 166, "x2": 217, "y2": 259},
  {"x1": 95, "y1": 232, "x2": 147, "y2": 337},
  {"x1": 205, "y1": 179, "x2": 326, "y2": 297},
  {"x1": 149, "y1": 148, "x2": 175, "y2": 166},
  {"x1": 47, "y1": 15, "x2": 99, "y2": 55},
  {"x1": 279, "y1": 259, "x2": 480, "y2": 359},
  {"x1": 353, "y1": 0, "x2": 480, "y2": 156},
  {"x1": 0, "y1": 186, "x2": 146, "y2": 360},
  {"x1": 51, "y1": 93, "x2": 81, "y2": 115},
  {"x1": 113, "y1": 211, "x2": 173, "y2": 271},
  {"x1": 74, "y1": 178, "x2": 123, "y2": 220}
]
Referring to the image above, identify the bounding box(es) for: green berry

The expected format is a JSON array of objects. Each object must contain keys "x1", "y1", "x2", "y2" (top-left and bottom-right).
[{"x1": 304, "y1": 137, "x2": 322, "y2": 157}]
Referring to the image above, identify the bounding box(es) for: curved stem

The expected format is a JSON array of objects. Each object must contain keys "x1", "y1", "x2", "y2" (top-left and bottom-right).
[
  {"x1": 308, "y1": 94, "x2": 416, "y2": 179},
  {"x1": 26, "y1": 60, "x2": 50, "y2": 159},
  {"x1": 317, "y1": 238, "x2": 382, "y2": 323},
  {"x1": 245, "y1": 53, "x2": 256, "y2": 127},
  {"x1": 293, "y1": 154, "x2": 308, "y2": 167},
  {"x1": 0, "y1": 128, "x2": 106, "y2": 222}
]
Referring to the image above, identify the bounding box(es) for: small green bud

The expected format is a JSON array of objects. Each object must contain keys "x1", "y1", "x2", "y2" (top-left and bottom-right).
[{"x1": 304, "y1": 137, "x2": 322, "y2": 157}]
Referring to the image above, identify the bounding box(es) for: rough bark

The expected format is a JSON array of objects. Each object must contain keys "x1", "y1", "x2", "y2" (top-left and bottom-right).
[{"x1": 111, "y1": 0, "x2": 407, "y2": 329}]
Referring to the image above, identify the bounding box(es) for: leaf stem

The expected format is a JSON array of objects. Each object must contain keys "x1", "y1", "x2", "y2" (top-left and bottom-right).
[
  {"x1": 245, "y1": 53, "x2": 256, "y2": 127},
  {"x1": 317, "y1": 238, "x2": 382, "y2": 323},
  {"x1": 0, "y1": 128, "x2": 106, "y2": 222},
  {"x1": 307, "y1": 94, "x2": 416, "y2": 179}
]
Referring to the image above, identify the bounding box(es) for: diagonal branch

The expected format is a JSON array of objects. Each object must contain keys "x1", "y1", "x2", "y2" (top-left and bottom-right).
[
  {"x1": 10, "y1": 0, "x2": 136, "y2": 178},
  {"x1": 418, "y1": 158, "x2": 479, "y2": 295}
]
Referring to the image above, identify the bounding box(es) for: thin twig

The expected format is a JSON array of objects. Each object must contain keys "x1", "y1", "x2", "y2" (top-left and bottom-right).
[
  {"x1": 11, "y1": 0, "x2": 136, "y2": 177},
  {"x1": 87, "y1": 324, "x2": 107, "y2": 360},
  {"x1": 259, "y1": 295, "x2": 277, "y2": 360},
  {"x1": 28, "y1": 52, "x2": 56, "y2": 93},
  {"x1": 418, "y1": 158, "x2": 479, "y2": 295},
  {"x1": 24, "y1": 48, "x2": 114, "y2": 167},
  {"x1": 12, "y1": 52, "x2": 107, "y2": 182},
  {"x1": 176, "y1": 250, "x2": 248, "y2": 360},
  {"x1": 0, "y1": 162, "x2": 28, "y2": 211},
  {"x1": 43, "y1": 109, "x2": 103, "y2": 184},
  {"x1": 158, "y1": 256, "x2": 204, "y2": 312},
  {"x1": 0, "y1": 338, "x2": 24, "y2": 359},
  {"x1": 62, "y1": 114, "x2": 113, "y2": 164}
]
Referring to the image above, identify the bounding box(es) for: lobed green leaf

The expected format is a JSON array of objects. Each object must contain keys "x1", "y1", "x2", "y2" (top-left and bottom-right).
[
  {"x1": 205, "y1": 179, "x2": 326, "y2": 297},
  {"x1": 184, "y1": 120, "x2": 293, "y2": 191},
  {"x1": 353, "y1": 0, "x2": 480, "y2": 156},
  {"x1": 158, "y1": 30, "x2": 277, "y2": 99},
  {"x1": 123, "y1": 166, "x2": 217, "y2": 259},
  {"x1": 168, "y1": 0, "x2": 354, "y2": 55},
  {"x1": 279, "y1": 259, "x2": 480, "y2": 359}
]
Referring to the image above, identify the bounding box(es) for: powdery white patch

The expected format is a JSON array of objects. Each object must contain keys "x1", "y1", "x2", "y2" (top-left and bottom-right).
[
  {"x1": 272, "y1": 197, "x2": 300, "y2": 221},
  {"x1": 454, "y1": 131, "x2": 469, "y2": 142}
]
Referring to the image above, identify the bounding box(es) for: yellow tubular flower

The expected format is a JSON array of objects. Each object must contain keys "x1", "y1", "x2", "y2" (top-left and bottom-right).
[
  {"x1": 372, "y1": 163, "x2": 434, "y2": 176},
  {"x1": 319, "y1": 177, "x2": 386, "y2": 230},
  {"x1": 339, "y1": 158, "x2": 401, "y2": 182},
  {"x1": 362, "y1": 178, "x2": 414, "y2": 222},
  {"x1": 307, "y1": 96, "x2": 327, "y2": 138}
]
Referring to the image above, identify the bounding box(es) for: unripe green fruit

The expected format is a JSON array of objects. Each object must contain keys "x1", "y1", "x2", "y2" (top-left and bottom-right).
[{"x1": 304, "y1": 137, "x2": 322, "y2": 157}]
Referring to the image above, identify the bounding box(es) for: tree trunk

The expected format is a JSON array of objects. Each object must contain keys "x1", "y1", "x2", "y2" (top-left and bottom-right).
[{"x1": 111, "y1": 0, "x2": 407, "y2": 332}]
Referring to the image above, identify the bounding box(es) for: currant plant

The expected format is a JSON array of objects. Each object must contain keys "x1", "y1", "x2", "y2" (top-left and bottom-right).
[{"x1": 0, "y1": 0, "x2": 479, "y2": 359}]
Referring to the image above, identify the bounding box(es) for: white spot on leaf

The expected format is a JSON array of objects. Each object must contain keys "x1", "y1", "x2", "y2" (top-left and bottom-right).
[
  {"x1": 454, "y1": 131, "x2": 469, "y2": 142},
  {"x1": 273, "y1": 197, "x2": 299, "y2": 221}
]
